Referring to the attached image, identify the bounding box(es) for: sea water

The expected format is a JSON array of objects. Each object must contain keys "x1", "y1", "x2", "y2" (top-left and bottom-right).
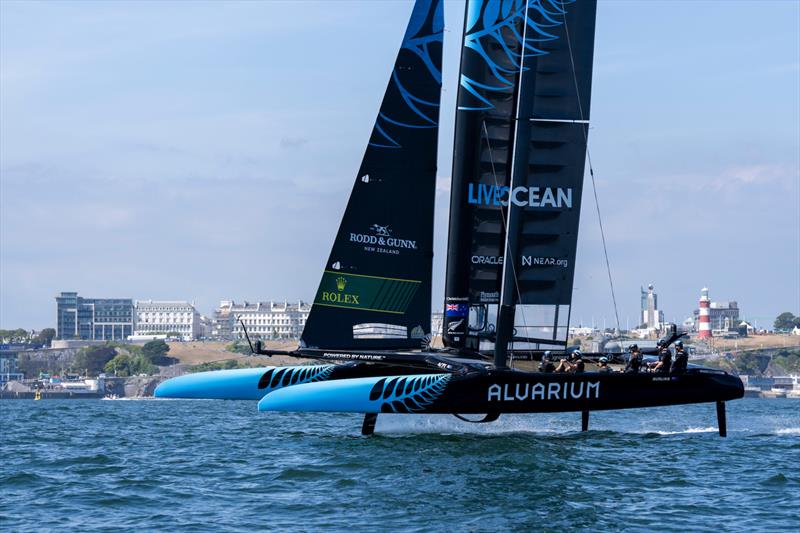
[{"x1": 1, "y1": 399, "x2": 798, "y2": 531}]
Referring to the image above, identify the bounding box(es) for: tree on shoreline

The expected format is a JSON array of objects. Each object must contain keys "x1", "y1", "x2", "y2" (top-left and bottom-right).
[
  {"x1": 72, "y1": 346, "x2": 117, "y2": 376},
  {"x1": 774, "y1": 312, "x2": 800, "y2": 332}
]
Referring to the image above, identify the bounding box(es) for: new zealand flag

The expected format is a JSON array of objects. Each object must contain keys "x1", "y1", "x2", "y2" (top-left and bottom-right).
[{"x1": 445, "y1": 303, "x2": 468, "y2": 317}]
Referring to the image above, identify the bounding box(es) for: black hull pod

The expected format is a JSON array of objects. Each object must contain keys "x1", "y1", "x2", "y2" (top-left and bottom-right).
[
  {"x1": 258, "y1": 365, "x2": 744, "y2": 417},
  {"x1": 417, "y1": 369, "x2": 744, "y2": 415}
]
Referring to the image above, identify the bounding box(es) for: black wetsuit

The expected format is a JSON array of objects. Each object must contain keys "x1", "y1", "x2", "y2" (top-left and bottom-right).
[
  {"x1": 655, "y1": 351, "x2": 672, "y2": 373},
  {"x1": 539, "y1": 362, "x2": 555, "y2": 373},
  {"x1": 573, "y1": 358, "x2": 585, "y2": 373},
  {"x1": 625, "y1": 353, "x2": 642, "y2": 373},
  {"x1": 597, "y1": 365, "x2": 611, "y2": 373},
  {"x1": 672, "y1": 350, "x2": 688, "y2": 373}
]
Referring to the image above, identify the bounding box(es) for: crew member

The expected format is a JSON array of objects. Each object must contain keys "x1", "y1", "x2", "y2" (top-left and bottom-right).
[
  {"x1": 555, "y1": 350, "x2": 585, "y2": 373},
  {"x1": 649, "y1": 342, "x2": 672, "y2": 374},
  {"x1": 597, "y1": 357, "x2": 612, "y2": 373},
  {"x1": 539, "y1": 351, "x2": 555, "y2": 373},
  {"x1": 624, "y1": 344, "x2": 642, "y2": 374},
  {"x1": 671, "y1": 341, "x2": 688, "y2": 374}
]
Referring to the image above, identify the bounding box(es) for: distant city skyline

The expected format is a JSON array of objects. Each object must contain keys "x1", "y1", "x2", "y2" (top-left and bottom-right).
[
  {"x1": 14, "y1": 284, "x2": 780, "y2": 334},
  {"x1": 1, "y1": 1, "x2": 798, "y2": 330}
]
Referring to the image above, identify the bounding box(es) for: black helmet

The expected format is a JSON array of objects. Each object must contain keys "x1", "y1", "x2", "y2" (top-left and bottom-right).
[
  {"x1": 542, "y1": 351, "x2": 551, "y2": 361},
  {"x1": 572, "y1": 350, "x2": 582, "y2": 359},
  {"x1": 675, "y1": 341, "x2": 684, "y2": 348},
  {"x1": 629, "y1": 344, "x2": 639, "y2": 351},
  {"x1": 599, "y1": 357, "x2": 608, "y2": 364}
]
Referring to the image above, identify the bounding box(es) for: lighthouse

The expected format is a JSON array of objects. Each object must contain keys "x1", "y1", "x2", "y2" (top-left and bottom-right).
[{"x1": 698, "y1": 287, "x2": 711, "y2": 339}]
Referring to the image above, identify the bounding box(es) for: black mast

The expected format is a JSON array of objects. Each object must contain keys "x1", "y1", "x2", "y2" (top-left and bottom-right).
[
  {"x1": 493, "y1": 0, "x2": 533, "y2": 369},
  {"x1": 441, "y1": 0, "x2": 474, "y2": 350}
]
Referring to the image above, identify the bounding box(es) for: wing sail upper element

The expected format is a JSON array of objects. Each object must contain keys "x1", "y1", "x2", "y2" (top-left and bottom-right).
[{"x1": 443, "y1": 0, "x2": 597, "y2": 349}]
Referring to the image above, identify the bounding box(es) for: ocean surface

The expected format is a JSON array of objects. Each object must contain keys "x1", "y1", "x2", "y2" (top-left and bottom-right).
[{"x1": 1, "y1": 398, "x2": 798, "y2": 532}]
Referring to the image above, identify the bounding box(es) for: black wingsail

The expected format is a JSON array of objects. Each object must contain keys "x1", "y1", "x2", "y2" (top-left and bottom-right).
[
  {"x1": 443, "y1": 0, "x2": 596, "y2": 351},
  {"x1": 301, "y1": 0, "x2": 443, "y2": 350}
]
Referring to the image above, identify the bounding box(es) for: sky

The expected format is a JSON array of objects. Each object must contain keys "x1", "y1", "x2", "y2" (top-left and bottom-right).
[{"x1": 1, "y1": 0, "x2": 798, "y2": 331}]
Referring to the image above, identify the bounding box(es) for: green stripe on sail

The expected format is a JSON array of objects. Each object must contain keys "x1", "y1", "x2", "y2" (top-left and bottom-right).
[{"x1": 314, "y1": 271, "x2": 421, "y2": 314}]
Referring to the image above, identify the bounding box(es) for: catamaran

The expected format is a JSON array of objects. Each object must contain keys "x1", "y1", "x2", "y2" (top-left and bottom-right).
[{"x1": 155, "y1": 0, "x2": 743, "y2": 435}]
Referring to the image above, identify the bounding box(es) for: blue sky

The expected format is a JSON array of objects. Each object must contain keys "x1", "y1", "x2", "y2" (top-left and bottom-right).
[{"x1": 1, "y1": 0, "x2": 798, "y2": 330}]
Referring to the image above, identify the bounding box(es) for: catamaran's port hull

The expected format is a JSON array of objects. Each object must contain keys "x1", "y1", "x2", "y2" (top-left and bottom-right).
[{"x1": 257, "y1": 369, "x2": 745, "y2": 415}]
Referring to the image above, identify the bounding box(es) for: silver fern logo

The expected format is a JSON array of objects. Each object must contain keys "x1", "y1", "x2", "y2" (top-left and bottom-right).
[
  {"x1": 257, "y1": 365, "x2": 335, "y2": 392},
  {"x1": 447, "y1": 319, "x2": 464, "y2": 333},
  {"x1": 369, "y1": 374, "x2": 450, "y2": 413}
]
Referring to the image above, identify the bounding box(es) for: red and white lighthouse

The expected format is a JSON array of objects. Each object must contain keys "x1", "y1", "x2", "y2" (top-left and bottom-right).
[{"x1": 698, "y1": 287, "x2": 711, "y2": 339}]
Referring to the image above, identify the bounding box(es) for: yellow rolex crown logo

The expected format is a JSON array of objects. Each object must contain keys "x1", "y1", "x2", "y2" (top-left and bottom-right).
[{"x1": 336, "y1": 276, "x2": 347, "y2": 291}]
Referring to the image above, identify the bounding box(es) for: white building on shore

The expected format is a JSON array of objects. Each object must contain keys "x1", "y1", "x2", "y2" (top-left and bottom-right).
[
  {"x1": 222, "y1": 300, "x2": 311, "y2": 340},
  {"x1": 133, "y1": 300, "x2": 201, "y2": 341}
]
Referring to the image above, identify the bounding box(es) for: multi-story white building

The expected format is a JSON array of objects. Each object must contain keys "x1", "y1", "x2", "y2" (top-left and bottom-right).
[
  {"x1": 133, "y1": 300, "x2": 201, "y2": 341},
  {"x1": 223, "y1": 300, "x2": 310, "y2": 340}
]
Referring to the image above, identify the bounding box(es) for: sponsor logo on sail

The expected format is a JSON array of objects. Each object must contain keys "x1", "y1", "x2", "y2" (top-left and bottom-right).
[
  {"x1": 479, "y1": 291, "x2": 499, "y2": 303},
  {"x1": 320, "y1": 275, "x2": 360, "y2": 305},
  {"x1": 467, "y1": 183, "x2": 573, "y2": 209},
  {"x1": 521, "y1": 256, "x2": 569, "y2": 268},
  {"x1": 470, "y1": 255, "x2": 568, "y2": 268},
  {"x1": 488, "y1": 381, "x2": 600, "y2": 402},
  {"x1": 471, "y1": 255, "x2": 503, "y2": 265},
  {"x1": 350, "y1": 224, "x2": 417, "y2": 255},
  {"x1": 315, "y1": 271, "x2": 421, "y2": 314}
]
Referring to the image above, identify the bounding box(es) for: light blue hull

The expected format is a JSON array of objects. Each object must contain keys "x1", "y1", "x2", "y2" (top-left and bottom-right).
[
  {"x1": 155, "y1": 367, "x2": 274, "y2": 400},
  {"x1": 154, "y1": 365, "x2": 337, "y2": 400},
  {"x1": 258, "y1": 374, "x2": 450, "y2": 413}
]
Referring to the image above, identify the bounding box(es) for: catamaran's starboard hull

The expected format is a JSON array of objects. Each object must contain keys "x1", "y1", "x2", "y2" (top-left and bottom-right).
[
  {"x1": 258, "y1": 369, "x2": 744, "y2": 415},
  {"x1": 153, "y1": 363, "x2": 430, "y2": 400}
]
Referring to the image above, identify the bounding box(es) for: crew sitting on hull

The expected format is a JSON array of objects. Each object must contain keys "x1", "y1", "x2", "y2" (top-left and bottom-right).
[
  {"x1": 555, "y1": 350, "x2": 585, "y2": 373},
  {"x1": 649, "y1": 341, "x2": 672, "y2": 374},
  {"x1": 597, "y1": 357, "x2": 612, "y2": 373},
  {"x1": 671, "y1": 341, "x2": 688, "y2": 374},
  {"x1": 624, "y1": 344, "x2": 642, "y2": 373},
  {"x1": 539, "y1": 351, "x2": 556, "y2": 373}
]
